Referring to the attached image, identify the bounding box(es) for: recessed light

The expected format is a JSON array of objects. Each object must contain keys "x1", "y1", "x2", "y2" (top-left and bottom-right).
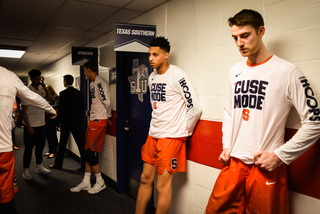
[
  {"x1": 0, "y1": 49, "x2": 25, "y2": 58},
  {"x1": 0, "y1": 45, "x2": 27, "y2": 58}
]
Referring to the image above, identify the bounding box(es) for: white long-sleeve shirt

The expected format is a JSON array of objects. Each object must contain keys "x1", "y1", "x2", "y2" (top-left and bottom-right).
[
  {"x1": 0, "y1": 66, "x2": 55, "y2": 152},
  {"x1": 223, "y1": 55, "x2": 320, "y2": 165},
  {"x1": 148, "y1": 65, "x2": 202, "y2": 138},
  {"x1": 90, "y1": 75, "x2": 111, "y2": 120}
]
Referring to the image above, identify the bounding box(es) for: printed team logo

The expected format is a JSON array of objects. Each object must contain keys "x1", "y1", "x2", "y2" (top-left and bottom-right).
[
  {"x1": 234, "y1": 79, "x2": 269, "y2": 121},
  {"x1": 93, "y1": 142, "x2": 97, "y2": 150},
  {"x1": 150, "y1": 82, "x2": 166, "y2": 109},
  {"x1": 97, "y1": 83, "x2": 106, "y2": 101},
  {"x1": 299, "y1": 76, "x2": 320, "y2": 121},
  {"x1": 178, "y1": 78, "x2": 194, "y2": 109},
  {"x1": 171, "y1": 158, "x2": 177, "y2": 170},
  {"x1": 128, "y1": 58, "x2": 148, "y2": 102},
  {"x1": 235, "y1": 72, "x2": 243, "y2": 78},
  {"x1": 153, "y1": 101, "x2": 157, "y2": 109}
]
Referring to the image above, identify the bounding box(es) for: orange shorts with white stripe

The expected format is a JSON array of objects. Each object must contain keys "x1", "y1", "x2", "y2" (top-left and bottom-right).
[
  {"x1": 205, "y1": 157, "x2": 289, "y2": 214},
  {"x1": 85, "y1": 119, "x2": 108, "y2": 152},
  {"x1": 141, "y1": 135, "x2": 187, "y2": 175},
  {"x1": 0, "y1": 151, "x2": 18, "y2": 204}
]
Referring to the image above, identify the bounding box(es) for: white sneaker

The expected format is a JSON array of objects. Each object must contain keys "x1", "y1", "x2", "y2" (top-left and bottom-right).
[
  {"x1": 70, "y1": 180, "x2": 91, "y2": 192},
  {"x1": 34, "y1": 164, "x2": 51, "y2": 174},
  {"x1": 22, "y1": 168, "x2": 32, "y2": 180},
  {"x1": 88, "y1": 180, "x2": 106, "y2": 194}
]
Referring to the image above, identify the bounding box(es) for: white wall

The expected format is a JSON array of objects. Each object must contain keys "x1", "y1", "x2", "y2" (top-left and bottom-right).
[
  {"x1": 42, "y1": 0, "x2": 320, "y2": 213},
  {"x1": 97, "y1": 67, "x2": 117, "y2": 181},
  {"x1": 41, "y1": 55, "x2": 83, "y2": 157},
  {"x1": 41, "y1": 53, "x2": 118, "y2": 181}
]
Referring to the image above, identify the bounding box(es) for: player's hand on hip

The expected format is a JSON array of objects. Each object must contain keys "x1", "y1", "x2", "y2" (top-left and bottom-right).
[
  {"x1": 219, "y1": 148, "x2": 230, "y2": 165},
  {"x1": 253, "y1": 151, "x2": 283, "y2": 171}
]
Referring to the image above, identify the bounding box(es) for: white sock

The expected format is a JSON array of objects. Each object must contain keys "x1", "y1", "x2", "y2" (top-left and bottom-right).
[
  {"x1": 83, "y1": 172, "x2": 91, "y2": 182},
  {"x1": 95, "y1": 172, "x2": 103, "y2": 182}
]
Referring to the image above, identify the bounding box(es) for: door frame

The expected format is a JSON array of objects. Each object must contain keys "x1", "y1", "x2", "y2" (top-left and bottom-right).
[{"x1": 116, "y1": 51, "x2": 126, "y2": 194}]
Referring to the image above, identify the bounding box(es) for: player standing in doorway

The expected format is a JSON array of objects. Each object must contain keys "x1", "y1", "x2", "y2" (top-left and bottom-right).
[{"x1": 70, "y1": 60, "x2": 112, "y2": 194}]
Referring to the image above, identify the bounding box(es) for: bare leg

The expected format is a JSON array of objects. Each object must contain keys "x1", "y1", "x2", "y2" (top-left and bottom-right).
[
  {"x1": 135, "y1": 162, "x2": 157, "y2": 214},
  {"x1": 92, "y1": 163, "x2": 100, "y2": 174},
  {"x1": 85, "y1": 162, "x2": 100, "y2": 174},
  {"x1": 155, "y1": 168, "x2": 174, "y2": 214},
  {"x1": 85, "y1": 162, "x2": 91, "y2": 173}
]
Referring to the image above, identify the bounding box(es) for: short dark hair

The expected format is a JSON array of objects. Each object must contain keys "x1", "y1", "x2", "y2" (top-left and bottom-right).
[
  {"x1": 228, "y1": 9, "x2": 264, "y2": 33},
  {"x1": 83, "y1": 60, "x2": 98, "y2": 74},
  {"x1": 63, "y1": 74, "x2": 74, "y2": 85},
  {"x1": 28, "y1": 69, "x2": 41, "y2": 78},
  {"x1": 149, "y1": 36, "x2": 170, "y2": 53}
]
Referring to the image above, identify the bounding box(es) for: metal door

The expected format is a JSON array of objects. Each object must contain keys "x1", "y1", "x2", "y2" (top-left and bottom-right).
[{"x1": 116, "y1": 51, "x2": 152, "y2": 199}]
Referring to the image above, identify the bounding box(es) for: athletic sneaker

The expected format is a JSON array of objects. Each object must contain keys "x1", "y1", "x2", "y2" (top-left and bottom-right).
[
  {"x1": 22, "y1": 168, "x2": 32, "y2": 180},
  {"x1": 34, "y1": 164, "x2": 51, "y2": 174},
  {"x1": 88, "y1": 180, "x2": 106, "y2": 194},
  {"x1": 70, "y1": 180, "x2": 91, "y2": 192}
]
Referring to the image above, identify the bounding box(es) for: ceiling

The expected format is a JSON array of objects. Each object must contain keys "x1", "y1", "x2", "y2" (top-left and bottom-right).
[{"x1": 0, "y1": 0, "x2": 168, "y2": 77}]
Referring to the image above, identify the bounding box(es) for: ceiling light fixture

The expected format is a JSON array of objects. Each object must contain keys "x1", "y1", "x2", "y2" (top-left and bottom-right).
[{"x1": 0, "y1": 45, "x2": 27, "y2": 58}]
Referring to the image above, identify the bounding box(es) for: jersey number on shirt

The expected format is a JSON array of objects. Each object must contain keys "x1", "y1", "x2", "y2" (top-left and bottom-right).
[{"x1": 242, "y1": 109, "x2": 250, "y2": 121}]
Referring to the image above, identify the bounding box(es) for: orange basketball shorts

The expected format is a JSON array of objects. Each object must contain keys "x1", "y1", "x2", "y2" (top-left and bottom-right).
[
  {"x1": 85, "y1": 119, "x2": 108, "y2": 152},
  {"x1": 141, "y1": 135, "x2": 187, "y2": 175},
  {"x1": 0, "y1": 152, "x2": 18, "y2": 204},
  {"x1": 206, "y1": 157, "x2": 289, "y2": 214}
]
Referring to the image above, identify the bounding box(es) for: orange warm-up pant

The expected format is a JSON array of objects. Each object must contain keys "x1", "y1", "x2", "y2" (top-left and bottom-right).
[
  {"x1": 141, "y1": 135, "x2": 187, "y2": 175},
  {"x1": 0, "y1": 152, "x2": 18, "y2": 204},
  {"x1": 85, "y1": 119, "x2": 108, "y2": 152},
  {"x1": 206, "y1": 157, "x2": 289, "y2": 214}
]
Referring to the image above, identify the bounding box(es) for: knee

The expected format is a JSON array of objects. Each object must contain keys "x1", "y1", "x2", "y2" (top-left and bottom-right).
[
  {"x1": 156, "y1": 180, "x2": 170, "y2": 194},
  {"x1": 84, "y1": 149, "x2": 98, "y2": 166},
  {"x1": 140, "y1": 172, "x2": 153, "y2": 186}
]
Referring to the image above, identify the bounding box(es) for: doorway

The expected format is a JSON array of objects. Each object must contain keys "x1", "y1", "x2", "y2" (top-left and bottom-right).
[{"x1": 116, "y1": 51, "x2": 153, "y2": 199}]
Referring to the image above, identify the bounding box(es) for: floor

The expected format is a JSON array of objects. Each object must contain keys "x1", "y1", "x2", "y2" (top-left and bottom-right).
[{"x1": 12, "y1": 127, "x2": 139, "y2": 214}]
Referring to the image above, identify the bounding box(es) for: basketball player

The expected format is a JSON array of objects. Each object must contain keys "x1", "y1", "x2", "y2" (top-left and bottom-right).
[
  {"x1": 0, "y1": 66, "x2": 56, "y2": 213},
  {"x1": 205, "y1": 9, "x2": 320, "y2": 214},
  {"x1": 70, "y1": 60, "x2": 112, "y2": 194},
  {"x1": 135, "y1": 37, "x2": 202, "y2": 214}
]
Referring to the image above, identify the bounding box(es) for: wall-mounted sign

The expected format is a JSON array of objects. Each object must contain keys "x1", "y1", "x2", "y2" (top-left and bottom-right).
[
  {"x1": 114, "y1": 23, "x2": 156, "y2": 53},
  {"x1": 72, "y1": 47, "x2": 98, "y2": 65}
]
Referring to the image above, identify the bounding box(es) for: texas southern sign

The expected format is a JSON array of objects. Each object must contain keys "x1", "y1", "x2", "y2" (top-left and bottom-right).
[{"x1": 114, "y1": 23, "x2": 156, "y2": 53}]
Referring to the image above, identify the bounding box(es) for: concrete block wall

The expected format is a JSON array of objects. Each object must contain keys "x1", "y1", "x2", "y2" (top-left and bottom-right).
[{"x1": 42, "y1": 0, "x2": 320, "y2": 213}]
